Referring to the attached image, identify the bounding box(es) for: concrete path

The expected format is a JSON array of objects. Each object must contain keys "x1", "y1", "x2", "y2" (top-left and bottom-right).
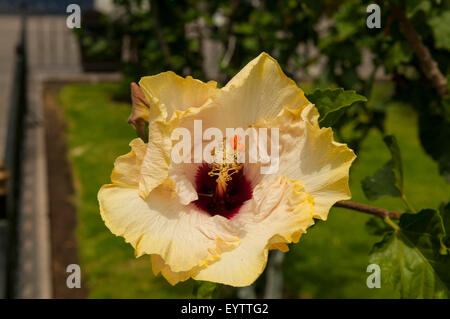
[
  {"x1": 11, "y1": 15, "x2": 120, "y2": 299},
  {"x1": 17, "y1": 15, "x2": 82, "y2": 299},
  {"x1": 1, "y1": 14, "x2": 83, "y2": 299}
]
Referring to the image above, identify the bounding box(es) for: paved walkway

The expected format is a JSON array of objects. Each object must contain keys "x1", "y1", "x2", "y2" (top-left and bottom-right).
[
  {"x1": 1, "y1": 15, "x2": 83, "y2": 299},
  {"x1": 18, "y1": 15, "x2": 82, "y2": 299},
  {"x1": 0, "y1": 15, "x2": 81, "y2": 158},
  {"x1": 5, "y1": 14, "x2": 121, "y2": 299}
]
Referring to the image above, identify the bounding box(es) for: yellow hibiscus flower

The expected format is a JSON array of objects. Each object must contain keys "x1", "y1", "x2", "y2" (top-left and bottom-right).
[{"x1": 97, "y1": 53, "x2": 356, "y2": 287}]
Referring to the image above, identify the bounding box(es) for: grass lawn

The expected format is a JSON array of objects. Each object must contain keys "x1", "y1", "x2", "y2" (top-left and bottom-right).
[{"x1": 58, "y1": 82, "x2": 450, "y2": 298}]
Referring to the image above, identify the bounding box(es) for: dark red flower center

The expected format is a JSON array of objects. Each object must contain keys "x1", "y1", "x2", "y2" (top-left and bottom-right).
[{"x1": 194, "y1": 163, "x2": 253, "y2": 219}]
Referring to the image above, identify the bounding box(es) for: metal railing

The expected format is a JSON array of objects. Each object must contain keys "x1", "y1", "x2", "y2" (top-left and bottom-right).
[
  {"x1": 0, "y1": 0, "x2": 93, "y2": 15},
  {"x1": 3, "y1": 8, "x2": 28, "y2": 299}
]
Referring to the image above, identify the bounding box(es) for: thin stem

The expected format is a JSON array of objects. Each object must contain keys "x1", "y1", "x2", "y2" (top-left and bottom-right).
[
  {"x1": 391, "y1": 5, "x2": 448, "y2": 97},
  {"x1": 401, "y1": 194, "x2": 416, "y2": 214},
  {"x1": 334, "y1": 200, "x2": 403, "y2": 219},
  {"x1": 384, "y1": 216, "x2": 400, "y2": 231}
]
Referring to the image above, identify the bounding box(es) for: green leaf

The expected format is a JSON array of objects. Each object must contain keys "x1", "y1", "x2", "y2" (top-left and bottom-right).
[
  {"x1": 361, "y1": 161, "x2": 402, "y2": 200},
  {"x1": 439, "y1": 202, "x2": 450, "y2": 255},
  {"x1": 443, "y1": 97, "x2": 450, "y2": 122},
  {"x1": 365, "y1": 217, "x2": 392, "y2": 236},
  {"x1": 406, "y1": 0, "x2": 431, "y2": 16},
  {"x1": 400, "y1": 210, "x2": 450, "y2": 289},
  {"x1": 370, "y1": 209, "x2": 450, "y2": 298},
  {"x1": 428, "y1": 11, "x2": 450, "y2": 51},
  {"x1": 440, "y1": 202, "x2": 450, "y2": 236},
  {"x1": 384, "y1": 136, "x2": 403, "y2": 192},
  {"x1": 400, "y1": 208, "x2": 448, "y2": 255},
  {"x1": 333, "y1": 2, "x2": 363, "y2": 40},
  {"x1": 370, "y1": 231, "x2": 448, "y2": 298},
  {"x1": 305, "y1": 88, "x2": 367, "y2": 127},
  {"x1": 384, "y1": 41, "x2": 413, "y2": 70},
  {"x1": 418, "y1": 105, "x2": 450, "y2": 183},
  {"x1": 361, "y1": 135, "x2": 404, "y2": 200},
  {"x1": 193, "y1": 281, "x2": 219, "y2": 299},
  {"x1": 400, "y1": 209, "x2": 445, "y2": 238}
]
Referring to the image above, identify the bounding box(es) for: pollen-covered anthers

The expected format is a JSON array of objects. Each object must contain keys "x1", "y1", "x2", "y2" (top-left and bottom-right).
[
  {"x1": 208, "y1": 162, "x2": 243, "y2": 200},
  {"x1": 208, "y1": 138, "x2": 243, "y2": 202}
]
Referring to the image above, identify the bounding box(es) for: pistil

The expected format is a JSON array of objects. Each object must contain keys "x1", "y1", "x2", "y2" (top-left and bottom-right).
[
  {"x1": 194, "y1": 136, "x2": 251, "y2": 219},
  {"x1": 207, "y1": 137, "x2": 242, "y2": 203}
]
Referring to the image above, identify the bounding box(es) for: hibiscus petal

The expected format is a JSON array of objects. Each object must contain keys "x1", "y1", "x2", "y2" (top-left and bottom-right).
[
  {"x1": 168, "y1": 162, "x2": 199, "y2": 205},
  {"x1": 193, "y1": 176, "x2": 314, "y2": 287},
  {"x1": 138, "y1": 120, "x2": 172, "y2": 198},
  {"x1": 150, "y1": 254, "x2": 203, "y2": 286},
  {"x1": 139, "y1": 72, "x2": 218, "y2": 122},
  {"x1": 175, "y1": 52, "x2": 310, "y2": 132},
  {"x1": 99, "y1": 184, "x2": 239, "y2": 273},
  {"x1": 256, "y1": 104, "x2": 356, "y2": 220},
  {"x1": 100, "y1": 139, "x2": 239, "y2": 273},
  {"x1": 222, "y1": 52, "x2": 310, "y2": 125},
  {"x1": 137, "y1": 73, "x2": 218, "y2": 198},
  {"x1": 111, "y1": 138, "x2": 147, "y2": 186}
]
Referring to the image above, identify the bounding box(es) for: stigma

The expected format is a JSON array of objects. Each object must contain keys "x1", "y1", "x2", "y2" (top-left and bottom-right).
[{"x1": 194, "y1": 137, "x2": 252, "y2": 219}]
